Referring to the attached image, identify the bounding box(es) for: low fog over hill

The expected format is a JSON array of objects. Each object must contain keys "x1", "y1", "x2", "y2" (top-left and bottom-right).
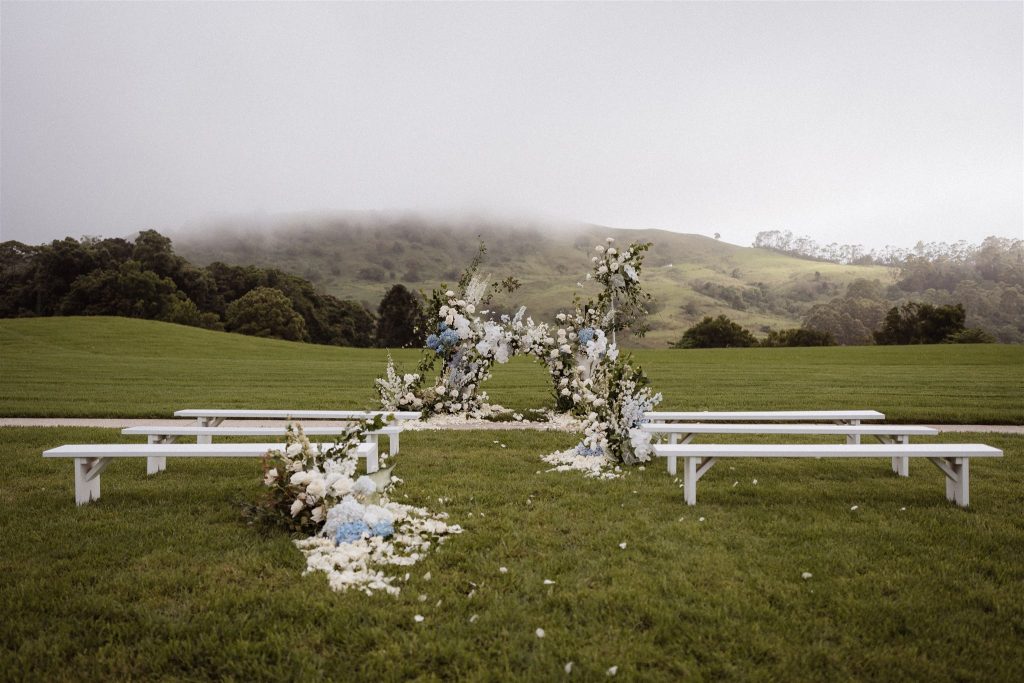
[{"x1": 172, "y1": 213, "x2": 895, "y2": 348}]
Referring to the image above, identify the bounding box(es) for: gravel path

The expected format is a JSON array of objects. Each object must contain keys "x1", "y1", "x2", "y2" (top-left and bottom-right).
[{"x1": 1, "y1": 418, "x2": 1022, "y2": 433}]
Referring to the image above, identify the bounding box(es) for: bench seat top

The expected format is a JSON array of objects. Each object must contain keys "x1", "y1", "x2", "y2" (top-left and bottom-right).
[
  {"x1": 43, "y1": 442, "x2": 374, "y2": 458},
  {"x1": 652, "y1": 443, "x2": 1002, "y2": 458},
  {"x1": 644, "y1": 410, "x2": 884, "y2": 422},
  {"x1": 174, "y1": 409, "x2": 420, "y2": 420},
  {"x1": 642, "y1": 423, "x2": 938, "y2": 436},
  {"x1": 122, "y1": 425, "x2": 403, "y2": 436}
]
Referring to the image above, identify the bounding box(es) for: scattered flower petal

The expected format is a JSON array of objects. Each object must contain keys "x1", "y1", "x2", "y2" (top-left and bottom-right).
[
  {"x1": 607, "y1": 666, "x2": 618, "y2": 676},
  {"x1": 618, "y1": 542, "x2": 627, "y2": 549},
  {"x1": 499, "y1": 566, "x2": 508, "y2": 574},
  {"x1": 543, "y1": 579, "x2": 556, "y2": 585},
  {"x1": 414, "y1": 614, "x2": 424, "y2": 623},
  {"x1": 565, "y1": 662, "x2": 574, "y2": 674},
  {"x1": 801, "y1": 572, "x2": 813, "y2": 580},
  {"x1": 536, "y1": 628, "x2": 546, "y2": 638}
]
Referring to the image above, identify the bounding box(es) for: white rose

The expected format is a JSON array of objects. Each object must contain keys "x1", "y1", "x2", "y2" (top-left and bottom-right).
[
  {"x1": 290, "y1": 499, "x2": 305, "y2": 517},
  {"x1": 263, "y1": 468, "x2": 278, "y2": 486},
  {"x1": 607, "y1": 248, "x2": 617, "y2": 256},
  {"x1": 597, "y1": 265, "x2": 608, "y2": 274},
  {"x1": 290, "y1": 471, "x2": 311, "y2": 486},
  {"x1": 306, "y1": 478, "x2": 326, "y2": 500},
  {"x1": 403, "y1": 373, "x2": 417, "y2": 384},
  {"x1": 595, "y1": 245, "x2": 605, "y2": 253},
  {"x1": 465, "y1": 304, "x2": 475, "y2": 314},
  {"x1": 311, "y1": 506, "x2": 325, "y2": 523}
]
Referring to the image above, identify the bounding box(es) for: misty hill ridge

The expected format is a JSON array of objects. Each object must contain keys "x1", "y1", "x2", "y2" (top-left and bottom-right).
[{"x1": 173, "y1": 215, "x2": 891, "y2": 348}]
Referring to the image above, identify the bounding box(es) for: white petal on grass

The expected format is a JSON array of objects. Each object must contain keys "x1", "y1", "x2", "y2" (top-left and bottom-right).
[
  {"x1": 418, "y1": 594, "x2": 427, "y2": 602},
  {"x1": 851, "y1": 505, "x2": 859, "y2": 511},
  {"x1": 469, "y1": 614, "x2": 479, "y2": 623},
  {"x1": 607, "y1": 666, "x2": 619, "y2": 676},
  {"x1": 565, "y1": 662, "x2": 574, "y2": 674},
  {"x1": 801, "y1": 572, "x2": 813, "y2": 580},
  {"x1": 414, "y1": 614, "x2": 425, "y2": 623},
  {"x1": 752, "y1": 479, "x2": 758, "y2": 485},
  {"x1": 423, "y1": 572, "x2": 432, "y2": 582},
  {"x1": 543, "y1": 579, "x2": 556, "y2": 585},
  {"x1": 499, "y1": 566, "x2": 508, "y2": 574},
  {"x1": 732, "y1": 481, "x2": 738, "y2": 487},
  {"x1": 536, "y1": 628, "x2": 546, "y2": 638},
  {"x1": 618, "y1": 542, "x2": 627, "y2": 550},
  {"x1": 698, "y1": 517, "x2": 706, "y2": 522}
]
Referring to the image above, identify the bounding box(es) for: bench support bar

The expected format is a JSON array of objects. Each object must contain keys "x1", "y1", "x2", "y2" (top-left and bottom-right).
[{"x1": 927, "y1": 457, "x2": 970, "y2": 507}]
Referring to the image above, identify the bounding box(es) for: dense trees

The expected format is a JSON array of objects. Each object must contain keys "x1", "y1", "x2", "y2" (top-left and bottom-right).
[
  {"x1": 225, "y1": 287, "x2": 309, "y2": 341},
  {"x1": 376, "y1": 284, "x2": 426, "y2": 348},
  {"x1": 0, "y1": 231, "x2": 376, "y2": 347},
  {"x1": 873, "y1": 302, "x2": 966, "y2": 345},
  {"x1": 672, "y1": 316, "x2": 757, "y2": 348}
]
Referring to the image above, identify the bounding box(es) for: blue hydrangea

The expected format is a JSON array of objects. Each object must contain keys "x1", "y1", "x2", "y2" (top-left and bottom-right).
[
  {"x1": 371, "y1": 522, "x2": 394, "y2": 538},
  {"x1": 575, "y1": 443, "x2": 604, "y2": 457},
  {"x1": 577, "y1": 327, "x2": 595, "y2": 345},
  {"x1": 439, "y1": 322, "x2": 449, "y2": 332},
  {"x1": 439, "y1": 329, "x2": 460, "y2": 347},
  {"x1": 334, "y1": 520, "x2": 370, "y2": 545},
  {"x1": 425, "y1": 334, "x2": 440, "y2": 351}
]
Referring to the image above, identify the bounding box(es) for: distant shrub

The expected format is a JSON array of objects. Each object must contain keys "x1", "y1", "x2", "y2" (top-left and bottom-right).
[
  {"x1": 760, "y1": 328, "x2": 835, "y2": 347},
  {"x1": 945, "y1": 328, "x2": 995, "y2": 344},
  {"x1": 672, "y1": 315, "x2": 757, "y2": 349}
]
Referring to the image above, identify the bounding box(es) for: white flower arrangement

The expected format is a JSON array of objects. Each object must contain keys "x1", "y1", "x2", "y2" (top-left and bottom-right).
[
  {"x1": 249, "y1": 421, "x2": 461, "y2": 595},
  {"x1": 376, "y1": 352, "x2": 424, "y2": 411}
]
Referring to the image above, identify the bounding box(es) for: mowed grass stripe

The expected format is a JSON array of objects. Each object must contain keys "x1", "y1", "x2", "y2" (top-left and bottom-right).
[
  {"x1": 1, "y1": 316, "x2": 1022, "y2": 423},
  {"x1": 2, "y1": 427, "x2": 1022, "y2": 680}
]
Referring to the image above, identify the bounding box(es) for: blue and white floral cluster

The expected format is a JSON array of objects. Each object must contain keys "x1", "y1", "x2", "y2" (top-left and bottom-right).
[{"x1": 259, "y1": 422, "x2": 461, "y2": 595}]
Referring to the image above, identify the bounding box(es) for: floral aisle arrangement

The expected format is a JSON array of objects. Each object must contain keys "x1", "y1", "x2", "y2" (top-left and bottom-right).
[{"x1": 246, "y1": 421, "x2": 461, "y2": 595}]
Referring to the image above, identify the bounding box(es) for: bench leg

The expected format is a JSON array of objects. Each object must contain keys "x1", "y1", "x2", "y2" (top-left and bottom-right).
[
  {"x1": 667, "y1": 433, "x2": 679, "y2": 476},
  {"x1": 892, "y1": 435, "x2": 909, "y2": 477},
  {"x1": 74, "y1": 457, "x2": 103, "y2": 505},
  {"x1": 929, "y1": 457, "x2": 970, "y2": 507},
  {"x1": 666, "y1": 433, "x2": 694, "y2": 477},
  {"x1": 366, "y1": 442, "x2": 379, "y2": 474},
  {"x1": 390, "y1": 434, "x2": 399, "y2": 458},
  {"x1": 683, "y1": 457, "x2": 698, "y2": 505},
  {"x1": 147, "y1": 435, "x2": 169, "y2": 475}
]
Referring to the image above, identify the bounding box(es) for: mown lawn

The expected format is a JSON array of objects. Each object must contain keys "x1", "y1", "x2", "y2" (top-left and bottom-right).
[
  {"x1": 1, "y1": 317, "x2": 1023, "y2": 423},
  {"x1": 2, "y1": 427, "x2": 1023, "y2": 681}
]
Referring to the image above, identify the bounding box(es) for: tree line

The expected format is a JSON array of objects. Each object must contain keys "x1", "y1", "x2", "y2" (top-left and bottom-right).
[
  {"x1": 0, "y1": 231, "x2": 430, "y2": 348},
  {"x1": 673, "y1": 300, "x2": 990, "y2": 349}
]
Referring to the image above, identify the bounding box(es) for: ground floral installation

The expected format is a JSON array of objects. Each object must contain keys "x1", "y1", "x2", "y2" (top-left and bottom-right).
[
  {"x1": 246, "y1": 420, "x2": 461, "y2": 595},
  {"x1": 377, "y1": 237, "x2": 662, "y2": 478}
]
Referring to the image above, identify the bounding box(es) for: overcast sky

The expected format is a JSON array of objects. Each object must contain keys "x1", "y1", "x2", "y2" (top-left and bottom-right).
[{"x1": 1, "y1": 1, "x2": 1021, "y2": 248}]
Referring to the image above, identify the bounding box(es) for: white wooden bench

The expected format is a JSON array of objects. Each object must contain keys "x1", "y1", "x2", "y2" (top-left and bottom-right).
[
  {"x1": 642, "y1": 423, "x2": 939, "y2": 477},
  {"x1": 651, "y1": 443, "x2": 1003, "y2": 508},
  {"x1": 122, "y1": 425, "x2": 405, "y2": 475},
  {"x1": 44, "y1": 441, "x2": 378, "y2": 506},
  {"x1": 173, "y1": 409, "x2": 419, "y2": 449},
  {"x1": 644, "y1": 410, "x2": 886, "y2": 447}
]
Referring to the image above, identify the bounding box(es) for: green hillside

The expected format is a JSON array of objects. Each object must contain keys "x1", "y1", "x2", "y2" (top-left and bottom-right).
[
  {"x1": 3, "y1": 317, "x2": 1022, "y2": 422},
  {"x1": 173, "y1": 217, "x2": 893, "y2": 348}
]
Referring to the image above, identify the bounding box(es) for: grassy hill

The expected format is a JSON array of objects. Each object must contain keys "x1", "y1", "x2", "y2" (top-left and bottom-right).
[
  {"x1": 3, "y1": 317, "x2": 1022, "y2": 422},
  {"x1": 172, "y1": 215, "x2": 893, "y2": 348}
]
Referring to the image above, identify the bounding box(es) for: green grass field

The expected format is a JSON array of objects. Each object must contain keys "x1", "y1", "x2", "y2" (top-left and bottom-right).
[
  {"x1": 1, "y1": 317, "x2": 1022, "y2": 423},
  {"x1": 3, "y1": 427, "x2": 1022, "y2": 681}
]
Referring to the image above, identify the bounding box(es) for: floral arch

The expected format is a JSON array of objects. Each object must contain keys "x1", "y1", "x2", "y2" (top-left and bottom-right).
[{"x1": 377, "y1": 237, "x2": 663, "y2": 465}]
